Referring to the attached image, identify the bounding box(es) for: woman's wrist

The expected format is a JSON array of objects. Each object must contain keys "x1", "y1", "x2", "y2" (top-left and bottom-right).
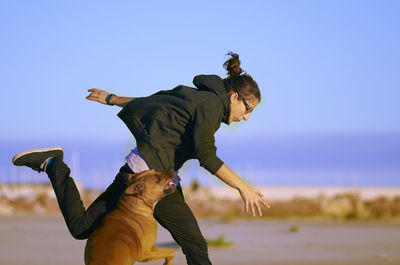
[
  {"x1": 237, "y1": 182, "x2": 250, "y2": 192},
  {"x1": 106, "y1": 93, "x2": 116, "y2": 105}
]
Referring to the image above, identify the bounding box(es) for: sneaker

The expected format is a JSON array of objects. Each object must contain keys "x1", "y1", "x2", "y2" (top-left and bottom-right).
[{"x1": 12, "y1": 147, "x2": 64, "y2": 172}]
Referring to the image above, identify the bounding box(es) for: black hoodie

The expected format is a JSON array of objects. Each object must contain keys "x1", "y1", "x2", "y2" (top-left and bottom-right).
[{"x1": 117, "y1": 75, "x2": 231, "y2": 175}]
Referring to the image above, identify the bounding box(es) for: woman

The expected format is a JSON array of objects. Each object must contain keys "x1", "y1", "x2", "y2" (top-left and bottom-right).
[{"x1": 12, "y1": 53, "x2": 269, "y2": 265}]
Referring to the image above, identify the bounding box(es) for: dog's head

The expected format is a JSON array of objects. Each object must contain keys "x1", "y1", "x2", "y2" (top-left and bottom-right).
[{"x1": 124, "y1": 169, "x2": 176, "y2": 203}]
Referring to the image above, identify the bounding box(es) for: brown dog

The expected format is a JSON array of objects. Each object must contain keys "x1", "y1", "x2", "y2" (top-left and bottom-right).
[{"x1": 84, "y1": 169, "x2": 176, "y2": 265}]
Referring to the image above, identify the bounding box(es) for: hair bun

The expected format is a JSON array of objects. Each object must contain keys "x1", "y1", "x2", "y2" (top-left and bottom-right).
[{"x1": 223, "y1": 52, "x2": 243, "y2": 76}]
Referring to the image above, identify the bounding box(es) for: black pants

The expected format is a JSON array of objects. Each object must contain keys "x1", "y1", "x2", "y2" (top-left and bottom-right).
[{"x1": 46, "y1": 157, "x2": 211, "y2": 265}]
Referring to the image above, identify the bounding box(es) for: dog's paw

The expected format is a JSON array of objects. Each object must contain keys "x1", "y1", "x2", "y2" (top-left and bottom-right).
[{"x1": 163, "y1": 251, "x2": 174, "y2": 265}]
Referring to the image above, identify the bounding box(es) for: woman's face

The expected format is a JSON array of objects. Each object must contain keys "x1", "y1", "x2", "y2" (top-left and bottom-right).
[{"x1": 228, "y1": 93, "x2": 259, "y2": 124}]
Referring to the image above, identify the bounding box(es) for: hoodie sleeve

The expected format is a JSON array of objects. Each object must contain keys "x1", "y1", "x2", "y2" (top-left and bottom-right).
[{"x1": 191, "y1": 99, "x2": 224, "y2": 175}]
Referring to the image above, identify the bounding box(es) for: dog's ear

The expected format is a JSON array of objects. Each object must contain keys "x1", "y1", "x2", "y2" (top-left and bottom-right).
[
  {"x1": 127, "y1": 174, "x2": 137, "y2": 184},
  {"x1": 125, "y1": 180, "x2": 146, "y2": 196},
  {"x1": 118, "y1": 172, "x2": 137, "y2": 186}
]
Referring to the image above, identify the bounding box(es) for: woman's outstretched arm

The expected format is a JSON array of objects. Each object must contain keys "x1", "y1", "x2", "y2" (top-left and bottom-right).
[
  {"x1": 86, "y1": 88, "x2": 135, "y2": 107},
  {"x1": 215, "y1": 164, "x2": 270, "y2": 217}
]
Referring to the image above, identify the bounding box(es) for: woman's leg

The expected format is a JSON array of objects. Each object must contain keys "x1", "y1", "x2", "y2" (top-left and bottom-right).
[
  {"x1": 154, "y1": 186, "x2": 212, "y2": 265},
  {"x1": 45, "y1": 157, "x2": 129, "y2": 239}
]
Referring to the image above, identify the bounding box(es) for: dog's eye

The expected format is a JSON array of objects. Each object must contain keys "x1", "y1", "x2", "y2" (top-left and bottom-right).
[{"x1": 155, "y1": 175, "x2": 161, "y2": 183}]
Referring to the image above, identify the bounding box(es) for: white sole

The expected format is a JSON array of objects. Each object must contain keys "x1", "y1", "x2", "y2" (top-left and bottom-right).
[{"x1": 12, "y1": 146, "x2": 63, "y2": 165}]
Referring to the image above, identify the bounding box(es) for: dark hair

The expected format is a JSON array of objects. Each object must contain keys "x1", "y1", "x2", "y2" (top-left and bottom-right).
[{"x1": 222, "y1": 52, "x2": 261, "y2": 102}]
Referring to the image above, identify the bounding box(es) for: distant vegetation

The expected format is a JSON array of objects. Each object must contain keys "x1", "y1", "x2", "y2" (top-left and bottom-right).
[
  {"x1": 1, "y1": 184, "x2": 400, "y2": 222},
  {"x1": 184, "y1": 187, "x2": 400, "y2": 222},
  {"x1": 205, "y1": 234, "x2": 233, "y2": 248}
]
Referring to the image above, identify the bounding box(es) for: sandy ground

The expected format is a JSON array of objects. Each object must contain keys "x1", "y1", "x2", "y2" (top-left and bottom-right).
[{"x1": 0, "y1": 214, "x2": 399, "y2": 265}]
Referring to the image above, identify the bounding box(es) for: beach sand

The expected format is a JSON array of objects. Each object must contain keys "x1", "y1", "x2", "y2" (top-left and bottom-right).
[{"x1": 0, "y1": 214, "x2": 399, "y2": 265}]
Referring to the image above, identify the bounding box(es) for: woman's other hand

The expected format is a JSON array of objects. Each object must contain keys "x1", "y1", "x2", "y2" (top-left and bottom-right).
[
  {"x1": 238, "y1": 185, "x2": 270, "y2": 217},
  {"x1": 86, "y1": 88, "x2": 110, "y2": 105}
]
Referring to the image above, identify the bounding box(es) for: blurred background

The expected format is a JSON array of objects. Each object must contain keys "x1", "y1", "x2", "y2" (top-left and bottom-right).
[
  {"x1": 1, "y1": 2, "x2": 400, "y2": 265},
  {"x1": 1, "y1": 0, "x2": 399, "y2": 189}
]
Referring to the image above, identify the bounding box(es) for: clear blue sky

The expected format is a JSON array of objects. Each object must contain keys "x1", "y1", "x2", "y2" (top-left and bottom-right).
[{"x1": 1, "y1": 0, "x2": 399, "y2": 141}]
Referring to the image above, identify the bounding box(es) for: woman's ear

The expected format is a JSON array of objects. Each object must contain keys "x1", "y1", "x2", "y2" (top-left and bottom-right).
[
  {"x1": 125, "y1": 180, "x2": 146, "y2": 196},
  {"x1": 229, "y1": 92, "x2": 239, "y2": 104}
]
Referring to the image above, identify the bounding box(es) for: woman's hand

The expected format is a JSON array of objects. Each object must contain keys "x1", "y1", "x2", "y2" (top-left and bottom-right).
[
  {"x1": 215, "y1": 164, "x2": 270, "y2": 217},
  {"x1": 86, "y1": 88, "x2": 110, "y2": 105},
  {"x1": 238, "y1": 185, "x2": 270, "y2": 216}
]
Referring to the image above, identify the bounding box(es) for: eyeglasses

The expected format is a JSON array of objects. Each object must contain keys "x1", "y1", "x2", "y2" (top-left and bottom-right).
[{"x1": 239, "y1": 95, "x2": 253, "y2": 114}]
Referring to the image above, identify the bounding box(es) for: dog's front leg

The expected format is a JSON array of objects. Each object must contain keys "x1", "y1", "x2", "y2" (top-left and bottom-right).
[{"x1": 138, "y1": 247, "x2": 175, "y2": 265}]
